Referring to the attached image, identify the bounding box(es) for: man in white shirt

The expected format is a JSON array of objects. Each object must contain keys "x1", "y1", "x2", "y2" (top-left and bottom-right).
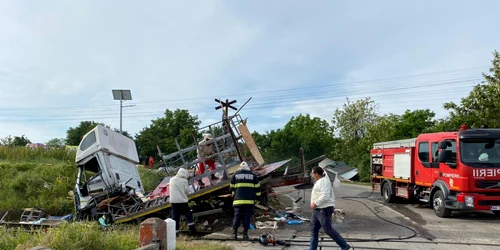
[
  {"x1": 308, "y1": 166, "x2": 350, "y2": 250},
  {"x1": 169, "y1": 168, "x2": 197, "y2": 234}
]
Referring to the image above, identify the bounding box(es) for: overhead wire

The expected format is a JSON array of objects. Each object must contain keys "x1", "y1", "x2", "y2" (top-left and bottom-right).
[
  {"x1": 0, "y1": 93, "x2": 473, "y2": 122},
  {"x1": 0, "y1": 77, "x2": 480, "y2": 121},
  {"x1": 0, "y1": 67, "x2": 487, "y2": 113},
  {"x1": 0, "y1": 76, "x2": 479, "y2": 112}
]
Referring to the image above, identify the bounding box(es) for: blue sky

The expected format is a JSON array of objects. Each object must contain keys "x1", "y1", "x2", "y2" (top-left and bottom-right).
[{"x1": 0, "y1": 0, "x2": 499, "y2": 144}]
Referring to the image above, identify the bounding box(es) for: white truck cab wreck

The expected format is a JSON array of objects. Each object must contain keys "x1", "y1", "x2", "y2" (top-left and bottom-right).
[{"x1": 73, "y1": 125, "x2": 145, "y2": 221}]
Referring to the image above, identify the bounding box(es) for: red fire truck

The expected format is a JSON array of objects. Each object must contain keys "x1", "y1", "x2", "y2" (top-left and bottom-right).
[{"x1": 370, "y1": 125, "x2": 500, "y2": 218}]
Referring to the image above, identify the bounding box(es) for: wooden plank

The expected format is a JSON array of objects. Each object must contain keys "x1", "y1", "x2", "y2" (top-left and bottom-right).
[
  {"x1": 268, "y1": 190, "x2": 296, "y2": 196},
  {"x1": 238, "y1": 123, "x2": 265, "y2": 166},
  {"x1": 255, "y1": 204, "x2": 268, "y2": 211},
  {"x1": 193, "y1": 208, "x2": 223, "y2": 217}
]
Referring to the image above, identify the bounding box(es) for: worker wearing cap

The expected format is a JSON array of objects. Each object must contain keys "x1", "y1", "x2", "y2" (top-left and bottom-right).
[
  {"x1": 197, "y1": 133, "x2": 217, "y2": 179},
  {"x1": 230, "y1": 161, "x2": 261, "y2": 240},
  {"x1": 169, "y1": 168, "x2": 197, "y2": 234},
  {"x1": 308, "y1": 166, "x2": 350, "y2": 250}
]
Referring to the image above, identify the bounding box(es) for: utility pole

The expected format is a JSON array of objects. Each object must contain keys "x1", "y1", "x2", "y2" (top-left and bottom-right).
[
  {"x1": 215, "y1": 98, "x2": 237, "y2": 119},
  {"x1": 214, "y1": 98, "x2": 243, "y2": 161},
  {"x1": 112, "y1": 89, "x2": 133, "y2": 134},
  {"x1": 119, "y1": 97, "x2": 123, "y2": 133}
]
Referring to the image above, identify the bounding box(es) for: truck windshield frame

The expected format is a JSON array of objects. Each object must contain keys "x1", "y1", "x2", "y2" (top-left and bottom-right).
[{"x1": 459, "y1": 138, "x2": 500, "y2": 168}]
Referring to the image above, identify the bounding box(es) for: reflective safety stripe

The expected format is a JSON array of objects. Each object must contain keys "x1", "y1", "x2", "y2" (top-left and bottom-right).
[
  {"x1": 233, "y1": 200, "x2": 255, "y2": 205},
  {"x1": 254, "y1": 182, "x2": 260, "y2": 188},
  {"x1": 233, "y1": 183, "x2": 258, "y2": 188},
  {"x1": 255, "y1": 192, "x2": 261, "y2": 196}
]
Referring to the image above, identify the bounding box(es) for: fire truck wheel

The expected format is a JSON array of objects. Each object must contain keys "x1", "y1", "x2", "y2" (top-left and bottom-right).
[
  {"x1": 432, "y1": 190, "x2": 452, "y2": 218},
  {"x1": 382, "y1": 182, "x2": 394, "y2": 203}
]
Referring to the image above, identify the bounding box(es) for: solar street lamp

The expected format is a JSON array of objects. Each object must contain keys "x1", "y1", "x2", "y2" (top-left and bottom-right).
[{"x1": 112, "y1": 89, "x2": 133, "y2": 134}]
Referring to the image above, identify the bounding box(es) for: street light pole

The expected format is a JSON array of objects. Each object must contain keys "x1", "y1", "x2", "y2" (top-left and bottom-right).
[
  {"x1": 119, "y1": 96, "x2": 123, "y2": 134},
  {"x1": 112, "y1": 89, "x2": 132, "y2": 134}
]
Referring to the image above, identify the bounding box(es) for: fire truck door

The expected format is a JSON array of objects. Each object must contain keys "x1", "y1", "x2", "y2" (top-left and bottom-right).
[
  {"x1": 436, "y1": 138, "x2": 458, "y2": 183},
  {"x1": 430, "y1": 141, "x2": 441, "y2": 182},
  {"x1": 415, "y1": 140, "x2": 435, "y2": 185}
]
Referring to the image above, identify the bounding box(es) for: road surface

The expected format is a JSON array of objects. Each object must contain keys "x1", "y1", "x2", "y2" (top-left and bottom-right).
[{"x1": 272, "y1": 182, "x2": 500, "y2": 249}]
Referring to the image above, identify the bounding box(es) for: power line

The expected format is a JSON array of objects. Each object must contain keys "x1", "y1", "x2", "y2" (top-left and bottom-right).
[
  {"x1": 0, "y1": 66, "x2": 488, "y2": 112},
  {"x1": 0, "y1": 88, "x2": 473, "y2": 122},
  {"x1": 0, "y1": 75, "x2": 481, "y2": 115},
  {"x1": 0, "y1": 86, "x2": 474, "y2": 120}
]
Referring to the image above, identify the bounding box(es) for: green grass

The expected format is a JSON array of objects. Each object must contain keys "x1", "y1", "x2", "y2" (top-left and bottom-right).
[
  {"x1": 0, "y1": 147, "x2": 168, "y2": 217},
  {"x1": 0, "y1": 161, "x2": 75, "y2": 216},
  {"x1": 0, "y1": 146, "x2": 228, "y2": 250},
  {"x1": 0, "y1": 146, "x2": 75, "y2": 163},
  {"x1": 0, "y1": 223, "x2": 232, "y2": 250},
  {"x1": 1, "y1": 223, "x2": 138, "y2": 250}
]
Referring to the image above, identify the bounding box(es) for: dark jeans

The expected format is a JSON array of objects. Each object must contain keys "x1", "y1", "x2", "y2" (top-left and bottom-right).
[
  {"x1": 171, "y1": 203, "x2": 196, "y2": 233},
  {"x1": 232, "y1": 205, "x2": 254, "y2": 233},
  {"x1": 309, "y1": 206, "x2": 349, "y2": 250}
]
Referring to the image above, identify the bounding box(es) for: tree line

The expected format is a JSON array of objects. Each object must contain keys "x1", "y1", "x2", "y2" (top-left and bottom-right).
[{"x1": 2, "y1": 50, "x2": 498, "y2": 181}]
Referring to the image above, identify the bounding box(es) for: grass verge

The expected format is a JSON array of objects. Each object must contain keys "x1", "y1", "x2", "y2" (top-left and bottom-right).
[
  {"x1": 0, "y1": 147, "x2": 167, "y2": 218},
  {"x1": 0, "y1": 223, "x2": 232, "y2": 250}
]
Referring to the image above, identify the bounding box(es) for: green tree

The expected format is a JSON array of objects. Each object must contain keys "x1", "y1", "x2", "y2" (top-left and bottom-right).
[
  {"x1": 365, "y1": 114, "x2": 401, "y2": 143},
  {"x1": 66, "y1": 121, "x2": 131, "y2": 146},
  {"x1": 392, "y1": 109, "x2": 436, "y2": 139},
  {"x1": 1, "y1": 135, "x2": 31, "y2": 147},
  {"x1": 46, "y1": 138, "x2": 66, "y2": 148},
  {"x1": 332, "y1": 97, "x2": 379, "y2": 181},
  {"x1": 66, "y1": 121, "x2": 105, "y2": 146},
  {"x1": 135, "y1": 109, "x2": 201, "y2": 161},
  {"x1": 12, "y1": 135, "x2": 31, "y2": 146},
  {"x1": 430, "y1": 117, "x2": 459, "y2": 132},
  {"x1": 251, "y1": 114, "x2": 335, "y2": 166},
  {"x1": 0, "y1": 135, "x2": 14, "y2": 146},
  {"x1": 332, "y1": 97, "x2": 379, "y2": 141},
  {"x1": 283, "y1": 114, "x2": 336, "y2": 161},
  {"x1": 443, "y1": 50, "x2": 500, "y2": 128}
]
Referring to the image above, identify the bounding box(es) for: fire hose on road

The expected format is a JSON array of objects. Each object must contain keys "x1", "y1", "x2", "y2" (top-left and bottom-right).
[{"x1": 192, "y1": 185, "x2": 500, "y2": 249}]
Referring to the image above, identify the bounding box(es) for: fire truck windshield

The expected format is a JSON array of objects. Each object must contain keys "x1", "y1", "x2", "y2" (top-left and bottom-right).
[{"x1": 460, "y1": 139, "x2": 500, "y2": 167}]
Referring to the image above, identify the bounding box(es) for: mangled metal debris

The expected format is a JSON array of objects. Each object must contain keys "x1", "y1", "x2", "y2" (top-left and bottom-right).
[
  {"x1": 72, "y1": 101, "x2": 294, "y2": 225},
  {"x1": 0, "y1": 208, "x2": 71, "y2": 230},
  {"x1": 318, "y1": 158, "x2": 359, "y2": 181}
]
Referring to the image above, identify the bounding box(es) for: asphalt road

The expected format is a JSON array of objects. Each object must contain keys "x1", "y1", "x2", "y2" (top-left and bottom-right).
[{"x1": 273, "y1": 182, "x2": 500, "y2": 245}]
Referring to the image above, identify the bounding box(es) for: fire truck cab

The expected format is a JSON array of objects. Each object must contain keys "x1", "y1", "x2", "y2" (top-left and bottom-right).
[{"x1": 371, "y1": 126, "x2": 500, "y2": 218}]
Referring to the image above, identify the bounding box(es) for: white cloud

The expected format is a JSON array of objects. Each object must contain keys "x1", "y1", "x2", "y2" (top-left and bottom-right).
[{"x1": 0, "y1": 0, "x2": 499, "y2": 143}]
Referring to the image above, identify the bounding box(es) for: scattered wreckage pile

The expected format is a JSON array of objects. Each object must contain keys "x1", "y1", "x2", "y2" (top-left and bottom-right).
[
  {"x1": 0, "y1": 208, "x2": 72, "y2": 231},
  {"x1": 70, "y1": 102, "x2": 317, "y2": 231},
  {"x1": 0, "y1": 99, "x2": 356, "y2": 232}
]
